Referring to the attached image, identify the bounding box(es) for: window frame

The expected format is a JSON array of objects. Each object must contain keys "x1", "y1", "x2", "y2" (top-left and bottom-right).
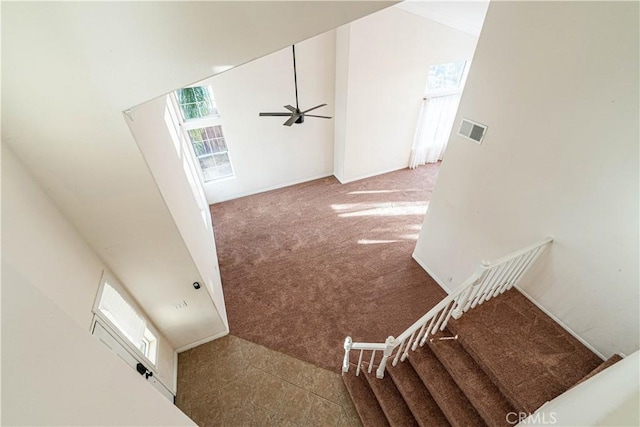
[
  {"x1": 91, "y1": 271, "x2": 160, "y2": 368},
  {"x1": 164, "y1": 95, "x2": 213, "y2": 230},
  {"x1": 169, "y1": 87, "x2": 235, "y2": 183}
]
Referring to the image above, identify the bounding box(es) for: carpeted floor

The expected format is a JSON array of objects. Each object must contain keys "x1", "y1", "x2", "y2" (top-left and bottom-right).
[{"x1": 210, "y1": 165, "x2": 446, "y2": 372}]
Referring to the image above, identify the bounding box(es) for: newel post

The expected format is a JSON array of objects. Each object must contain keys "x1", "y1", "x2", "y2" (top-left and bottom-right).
[
  {"x1": 376, "y1": 336, "x2": 395, "y2": 379},
  {"x1": 342, "y1": 336, "x2": 352, "y2": 375}
]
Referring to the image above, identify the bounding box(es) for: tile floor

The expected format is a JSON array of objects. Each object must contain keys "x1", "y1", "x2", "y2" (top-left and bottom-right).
[{"x1": 176, "y1": 334, "x2": 362, "y2": 427}]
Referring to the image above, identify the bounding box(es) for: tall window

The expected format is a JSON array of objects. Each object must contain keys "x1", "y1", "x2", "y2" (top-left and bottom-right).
[
  {"x1": 409, "y1": 60, "x2": 469, "y2": 168},
  {"x1": 172, "y1": 86, "x2": 234, "y2": 182}
]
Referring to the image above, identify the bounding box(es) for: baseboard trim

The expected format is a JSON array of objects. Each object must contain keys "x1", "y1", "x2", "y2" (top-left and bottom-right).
[
  {"x1": 338, "y1": 166, "x2": 408, "y2": 184},
  {"x1": 412, "y1": 252, "x2": 453, "y2": 294},
  {"x1": 514, "y1": 285, "x2": 606, "y2": 360},
  {"x1": 176, "y1": 328, "x2": 229, "y2": 353},
  {"x1": 207, "y1": 173, "x2": 334, "y2": 204}
]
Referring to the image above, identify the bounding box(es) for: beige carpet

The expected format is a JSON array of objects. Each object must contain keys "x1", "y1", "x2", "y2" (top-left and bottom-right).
[{"x1": 210, "y1": 165, "x2": 446, "y2": 372}]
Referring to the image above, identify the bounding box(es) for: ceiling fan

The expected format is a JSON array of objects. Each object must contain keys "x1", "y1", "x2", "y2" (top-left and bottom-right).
[{"x1": 259, "y1": 45, "x2": 332, "y2": 126}]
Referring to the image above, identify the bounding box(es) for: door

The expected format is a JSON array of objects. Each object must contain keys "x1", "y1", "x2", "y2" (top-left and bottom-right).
[{"x1": 92, "y1": 319, "x2": 174, "y2": 402}]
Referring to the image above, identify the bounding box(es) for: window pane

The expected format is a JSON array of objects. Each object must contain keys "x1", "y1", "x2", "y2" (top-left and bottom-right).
[
  {"x1": 198, "y1": 151, "x2": 233, "y2": 182},
  {"x1": 213, "y1": 152, "x2": 230, "y2": 166},
  {"x1": 215, "y1": 155, "x2": 233, "y2": 177},
  {"x1": 138, "y1": 339, "x2": 147, "y2": 355},
  {"x1": 198, "y1": 155, "x2": 216, "y2": 170},
  {"x1": 426, "y1": 61, "x2": 466, "y2": 91},
  {"x1": 175, "y1": 86, "x2": 219, "y2": 120},
  {"x1": 98, "y1": 283, "x2": 146, "y2": 347},
  {"x1": 187, "y1": 125, "x2": 227, "y2": 157}
]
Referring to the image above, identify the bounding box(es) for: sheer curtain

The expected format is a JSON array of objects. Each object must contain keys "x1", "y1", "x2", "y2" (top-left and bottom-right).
[{"x1": 409, "y1": 93, "x2": 462, "y2": 168}]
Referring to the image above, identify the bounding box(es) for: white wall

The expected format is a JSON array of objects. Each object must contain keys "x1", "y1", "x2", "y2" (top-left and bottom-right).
[
  {"x1": 2, "y1": 265, "x2": 194, "y2": 426},
  {"x1": 2, "y1": 0, "x2": 394, "y2": 354},
  {"x1": 126, "y1": 96, "x2": 228, "y2": 340},
  {"x1": 201, "y1": 31, "x2": 336, "y2": 203},
  {"x1": 414, "y1": 1, "x2": 639, "y2": 358},
  {"x1": 2, "y1": 145, "x2": 184, "y2": 420},
  {"x1": 520, "y1": 351, "x2": 639, "y2": 426},
  {"x1": 333, "y1": 26, "x2": 351, "y2": 182},
  {"x1": 334, "y1": 7, "x2": 478, "y2": 183}
]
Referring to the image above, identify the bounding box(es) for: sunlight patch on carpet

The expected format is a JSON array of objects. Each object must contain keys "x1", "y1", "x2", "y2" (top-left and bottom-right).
[
  {"x1": 335, "y1": 202, "x2": 429, "y2": 218},
  {"x1": 347, "y1": 189, "x2": 423, "y2": 195},
  {"x1": 357, "y1": 239, "x2": 403, "y2": 245}
]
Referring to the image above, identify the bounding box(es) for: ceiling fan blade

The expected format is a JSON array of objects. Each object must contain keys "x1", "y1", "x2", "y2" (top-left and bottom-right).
[
  {"x1": 283, "y1": 114, "x2": 299, "y2": 126},
  {"x1": 304, "y1": 114, "x2": 333, "y2": 119},
  {"x1": 259, "y1": 112, "x2": 291, "y2": 116},
  {"x1": 301, "y1": 103, "x2": 327, "y2": 114},
  {"x1": 284, "y1": 105, "x2": 297, "y2": 113}
]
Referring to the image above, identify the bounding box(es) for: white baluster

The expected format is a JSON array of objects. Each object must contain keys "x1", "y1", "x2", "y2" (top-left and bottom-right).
[
  {"x1": 468, "y1": 267, "x2": 490, "y2": 309},
  {"x1": 452, "y1": 286, "x2": 472, "y2": 319},
  {"x1": 464, "y1": 281, "x2": 483, "y2": 312},
  {"x1": 376, "y1": 336, "x2": 395, "y2": 379},
  {"x1": 490, "y1": 261, "x2": 512, "y2": 299},
  {"x1": 392, "y1": 338, "x2": 405, "y2": 366},
  {"x1": 420, "y1": 315, "x2": 438, "y2": 345},
  {"x1": 498, "y1": 256, "x2": 521, "y2": 294},
  {"x1": 401, "y1": 331, "x2": 416, "y2": 361},
  {"x1": 441, "y1": 300, "x2": 459, "y2": 330},
  {"x1": 478, "y1": 264, "x2": 503, "y2": 305},
  {"x1": 496, "y1": 257, "x2": 517, "y2": 294},
  {"x1": 431, "y1": 304, "x2": 449, "y2": 334},
  {"x1": 503, "y1": 254, "x2": 526, "y2": 292},
  {"x1": 368, "y1": 350, "x2": 376, "y2": 374},
  {"x1": 356, "y1": 349, "x2": 364, "y2": 376},
  {"x1": 481, "y1": 262, "x2": 508, "y2": 304},
  {"x1": 471, "y1": 266, "x2": 495, "y2": 308},
  {"x1": 412, "y1": 322, "x2": 427, "y2": 350},
  {"x1": 342, "y1": 336, "x2": 352, "y2": 374},
  {"x1": 510, "y1": 247, "x2": 541, "y2": 288},
  {"x1": 501, "y1": 253, "x2": 524, "y2": 292}
]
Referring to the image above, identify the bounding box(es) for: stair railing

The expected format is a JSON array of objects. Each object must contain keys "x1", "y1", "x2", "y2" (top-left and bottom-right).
[{"x1": 342, "y1": 237, "x2": 553, "y2": 379}]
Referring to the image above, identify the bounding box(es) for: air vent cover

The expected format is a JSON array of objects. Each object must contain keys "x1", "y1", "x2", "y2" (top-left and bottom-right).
[{"x1": 458, "y1": 118, "x2": 487, "y2": 144}]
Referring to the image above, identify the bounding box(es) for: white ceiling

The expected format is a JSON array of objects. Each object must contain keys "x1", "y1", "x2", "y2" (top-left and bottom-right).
[
  {"x1": 395, "y1": 1, "x2": 489, "y2": 36},
  {"x1": 1, "y1": 1, "x2": 397, "y2": 348}
]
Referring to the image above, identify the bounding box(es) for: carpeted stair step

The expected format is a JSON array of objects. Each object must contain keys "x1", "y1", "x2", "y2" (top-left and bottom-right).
[
  {"x1": 342, "y1": 370, "x2": 390, "y2": 427},
  {"x1": 427, "y1": 331, "x2": 515, "y2": 427},
  {"x1": 446, "y1": 290, "x2": 602, "y2": 414},
  {"x1": 409, "y1": 345, "x2": 486, "y2": 427},
  {"x1": 363, "y1": 369, "x2": 419, "y2": 427},
  {"x1": 387, "y1": 359, "x2": 451, "y2": 427},
  {"x1": 572, "y1": 354, "x2": 623, "y2": 388}
]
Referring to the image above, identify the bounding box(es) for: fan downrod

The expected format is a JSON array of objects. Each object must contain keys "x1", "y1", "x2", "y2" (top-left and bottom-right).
[{"x1": 258, "y1": 45, "x2": 332, "y2": 126}]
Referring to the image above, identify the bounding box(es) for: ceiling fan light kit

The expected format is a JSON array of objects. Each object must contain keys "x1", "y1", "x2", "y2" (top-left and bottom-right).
[{"x1": 259, "y1": 45, "x2": 333, "y2": 126}]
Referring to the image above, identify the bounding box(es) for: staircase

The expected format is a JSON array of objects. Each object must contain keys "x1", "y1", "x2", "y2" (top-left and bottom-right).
[{"x1": 341, "y1": 239, "x2": 622, "y2": 426}]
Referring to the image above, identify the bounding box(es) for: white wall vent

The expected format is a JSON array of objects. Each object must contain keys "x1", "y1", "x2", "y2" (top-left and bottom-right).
[{"x1": 458, "y1": 118, "x2": 487, "y2": 144}]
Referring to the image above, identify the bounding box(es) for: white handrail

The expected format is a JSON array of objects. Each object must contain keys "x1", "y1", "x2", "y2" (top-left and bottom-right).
[{"x1": 342, "y1": 237, "x2": 553, "y2": 379}]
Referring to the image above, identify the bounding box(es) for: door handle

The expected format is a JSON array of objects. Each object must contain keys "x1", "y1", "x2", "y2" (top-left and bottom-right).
[{"x1": 136, "y1": 362, "x2": 154, "y2": 379}]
